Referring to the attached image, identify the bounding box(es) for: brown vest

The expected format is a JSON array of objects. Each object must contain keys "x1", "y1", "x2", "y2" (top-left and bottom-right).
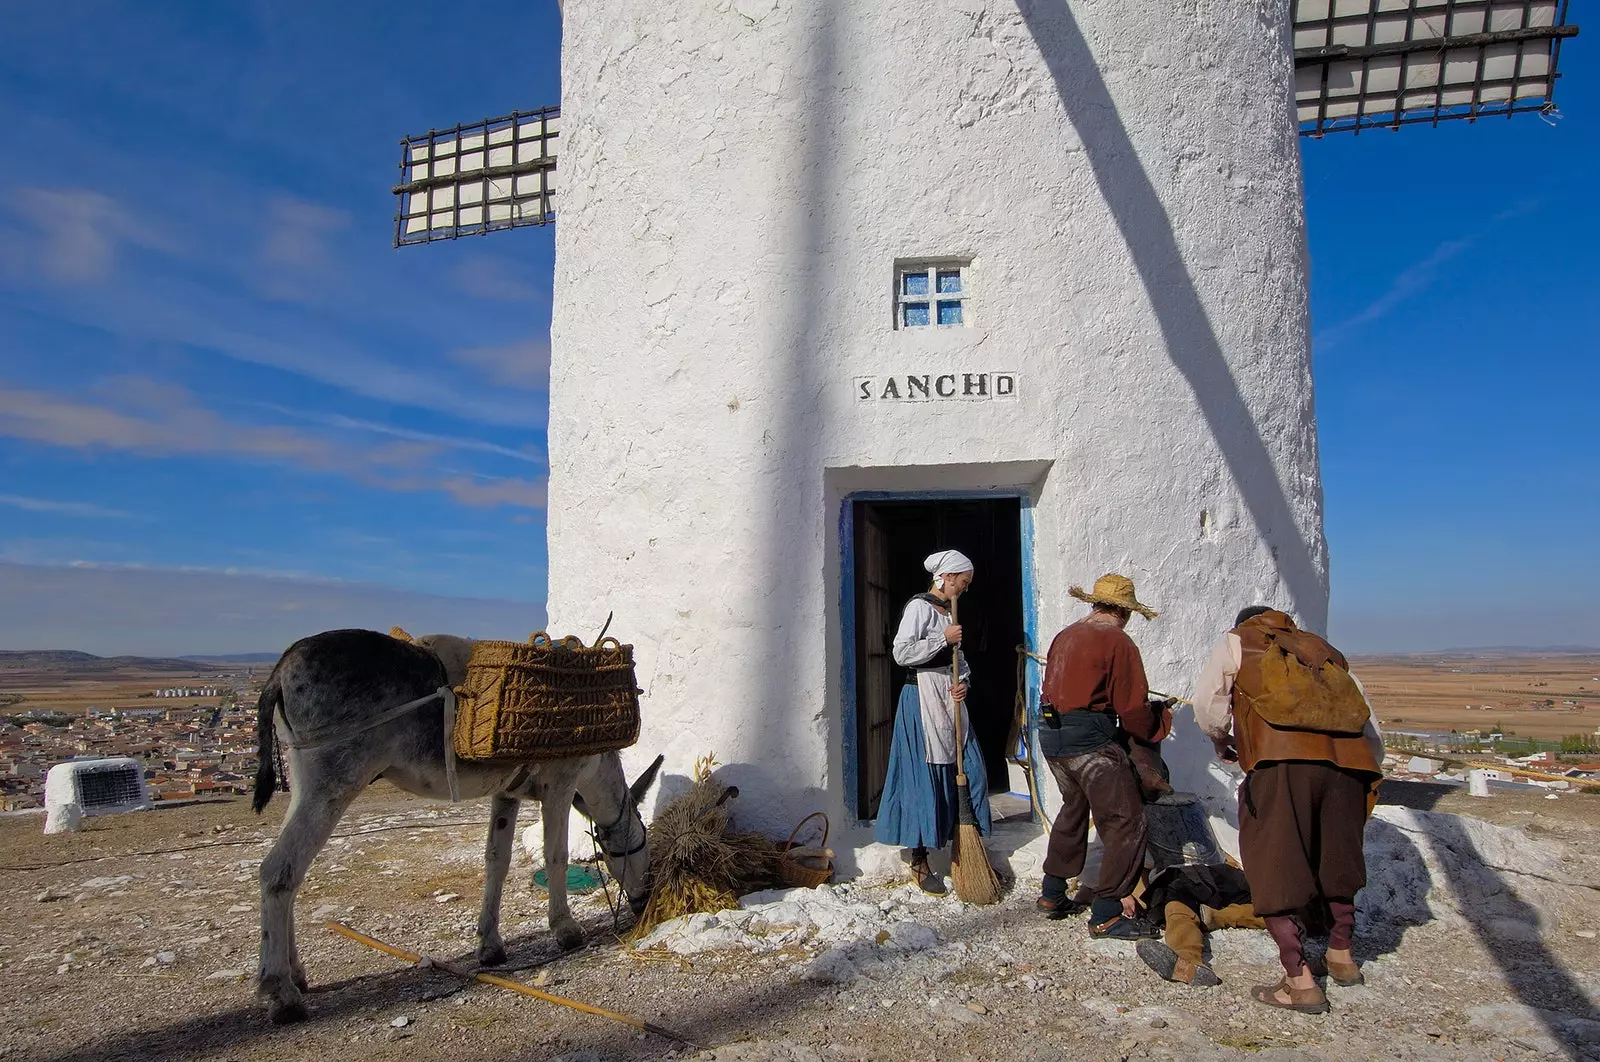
[{"x1": 1231, "y1": 612, "x2": 1380, "y2": 777}]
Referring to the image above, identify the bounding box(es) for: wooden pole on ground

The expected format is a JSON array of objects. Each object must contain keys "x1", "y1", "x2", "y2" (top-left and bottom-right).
[{"x1": 326, "y1": 921, "x2": 698, "y2": 1047}]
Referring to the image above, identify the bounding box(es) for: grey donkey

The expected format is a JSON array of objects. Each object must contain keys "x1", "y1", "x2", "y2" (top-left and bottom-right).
[{"x1": 250, "y1": 628, "x2": 662, "y2": 1024}]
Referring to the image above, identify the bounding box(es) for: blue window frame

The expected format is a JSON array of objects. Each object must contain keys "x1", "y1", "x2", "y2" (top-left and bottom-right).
[{"x1": 896, "y1": 263, "x2": 968, "y2": 329}]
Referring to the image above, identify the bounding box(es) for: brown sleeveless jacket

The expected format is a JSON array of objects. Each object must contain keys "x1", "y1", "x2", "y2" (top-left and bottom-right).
[{"x1": 1231, "y1": 611, "x2": 1381, "y2": 777}]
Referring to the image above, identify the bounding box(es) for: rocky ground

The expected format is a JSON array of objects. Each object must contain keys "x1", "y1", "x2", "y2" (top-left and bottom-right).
[{"x1": 2, "y1": 782, "x2": 1598, "y2": 1062}]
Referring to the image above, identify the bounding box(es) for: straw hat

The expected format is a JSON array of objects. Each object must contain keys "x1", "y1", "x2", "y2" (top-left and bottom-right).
[{"x1": 1069, "y1": 574, "x2": 1158, "y2": 620}]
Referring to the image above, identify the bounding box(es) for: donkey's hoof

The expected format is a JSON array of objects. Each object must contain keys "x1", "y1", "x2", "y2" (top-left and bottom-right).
[
  {"x1": 258, "y1": 973, "x2": 308, "y2": 1023},
  {"x1": 268, "y1": 997, "x2": 309, "y2": 1025},
  {"x1": 477, "y1": 940, "x2": 507, "y2": 967},
  {"x1": 553, "y1": 920, "x2": 585, "y2": 952}
]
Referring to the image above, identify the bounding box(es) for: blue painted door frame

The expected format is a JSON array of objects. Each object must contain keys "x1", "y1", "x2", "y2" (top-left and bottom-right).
[{"x1": 838, "y1": 489, "x2": 1044, "y2": 826}]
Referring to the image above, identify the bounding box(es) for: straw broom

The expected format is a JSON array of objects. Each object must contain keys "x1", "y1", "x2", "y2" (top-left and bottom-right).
[{"x1": 947, "y1": 596, "x2": 1001, "y2": 905}]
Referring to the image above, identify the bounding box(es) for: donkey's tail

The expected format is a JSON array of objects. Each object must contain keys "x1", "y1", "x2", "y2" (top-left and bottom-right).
[{"x1": 252, "y1": 672, "x2": 285, "y2": 814}]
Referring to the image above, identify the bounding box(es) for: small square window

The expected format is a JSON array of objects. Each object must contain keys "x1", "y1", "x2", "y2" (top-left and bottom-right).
[{"x1": 895, "y1": 261, "x2": 969, "y2": 329}]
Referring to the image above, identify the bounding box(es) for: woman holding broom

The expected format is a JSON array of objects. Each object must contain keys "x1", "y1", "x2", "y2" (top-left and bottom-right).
[{"x1": 874, "y1": 549, "x2": 993, "y2": 894}]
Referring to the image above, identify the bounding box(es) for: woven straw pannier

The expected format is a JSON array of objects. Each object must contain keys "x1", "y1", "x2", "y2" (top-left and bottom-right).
[{"x1": 452, "y1": 632, "x2": 641, "y2": 763}]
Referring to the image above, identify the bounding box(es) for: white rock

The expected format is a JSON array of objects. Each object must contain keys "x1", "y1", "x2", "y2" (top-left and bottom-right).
[
  {"x1": 390, "y1": 1016, "x2": 411, "y2": 1028},
  {"x1": 433, "y1": 893, "x2": 460, "y2": 904},
  {"x1": 156, "y1": 952, "x2": 177, "y2": 965},
  {"x1": 80, "y1": 875, "x2": 134, "y2": 890},
  {"x1": 310, "y1": 904, "x2": 342, "y2": 921}
]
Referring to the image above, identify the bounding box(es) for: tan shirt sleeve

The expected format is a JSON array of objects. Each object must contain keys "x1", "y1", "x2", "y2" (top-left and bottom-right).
[
  {"x1": 1351, "y1": 673, "x2": 1387, "y2": 766},
  {"x1": 1192, "y1": 632, "x2": 1241, "y2": 741}
]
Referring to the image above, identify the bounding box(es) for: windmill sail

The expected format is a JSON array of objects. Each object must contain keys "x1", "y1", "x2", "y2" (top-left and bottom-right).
[
  {"x1": 393, "y1": 107, "x2": 559, "y2": 246},
  {"x1": 1295, "y1": 0, "x2": 1580, "y2": 136}
]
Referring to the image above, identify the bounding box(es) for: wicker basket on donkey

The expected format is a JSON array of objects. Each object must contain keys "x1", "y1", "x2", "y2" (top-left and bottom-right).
[{"x1": 452, "y1": 633, "x2": 641, "y2": 763}]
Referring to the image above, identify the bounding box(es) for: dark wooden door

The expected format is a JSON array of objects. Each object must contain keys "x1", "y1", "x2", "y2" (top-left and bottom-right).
[{"x1": 856, "y1": 505, "x2": 896, "y2": 818}]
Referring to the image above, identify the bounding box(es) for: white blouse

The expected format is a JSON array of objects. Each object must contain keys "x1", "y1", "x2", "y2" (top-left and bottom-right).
[
  {"x1": 891, "y1": 596, "x2": 972, "y2": 764},
  {"x1": 891, "y1": 597, "x2": 972, "y2": 681}
]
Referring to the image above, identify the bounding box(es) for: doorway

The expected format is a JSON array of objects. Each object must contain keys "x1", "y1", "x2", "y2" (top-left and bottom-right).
[{"x1": 848, "y1": 495, "x2": 1025, "y2": 820}]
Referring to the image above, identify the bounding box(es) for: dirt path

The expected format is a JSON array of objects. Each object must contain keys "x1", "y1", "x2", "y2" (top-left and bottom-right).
[{"x1": 2, "y1": 784, "x2": 1597, "y2": 1062}]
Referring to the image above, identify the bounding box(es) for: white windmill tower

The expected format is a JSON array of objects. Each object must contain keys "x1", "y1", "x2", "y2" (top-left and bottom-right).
[{"x1": 393, "y1": 1, "x2": 1579, "y2": 862}]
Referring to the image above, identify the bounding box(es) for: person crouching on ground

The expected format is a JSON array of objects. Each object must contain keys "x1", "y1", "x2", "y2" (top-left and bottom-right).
[
  {"x1": 1135, "y1": 854, "x2": 1263, "y2": 988},
  {"x1": 1193, "y1": 606, "x2": 1385, "y2": 1014},
  {"x1": 874, "y1": 549, "x2": 992, "y2": 894},
  {"x1": 1035, "y1": 573, "x2": 1163, "y2": 939}
]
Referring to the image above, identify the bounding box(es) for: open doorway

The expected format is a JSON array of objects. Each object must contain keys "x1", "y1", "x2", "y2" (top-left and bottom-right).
[{"x1": 849, "y1": 496, "x2": 1025, "y2": 820}]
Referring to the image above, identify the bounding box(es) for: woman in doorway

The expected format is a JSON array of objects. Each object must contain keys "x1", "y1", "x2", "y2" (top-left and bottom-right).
[{"x1": 874, "y1": 549, "x2": 993, "y2": 894}]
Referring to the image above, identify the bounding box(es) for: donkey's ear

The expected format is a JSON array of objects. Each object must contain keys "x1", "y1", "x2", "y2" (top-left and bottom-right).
[
  {"x1": 629, "y1": 754, "x2": 665, "y2": 805},
  {"x1": 571, "y1": 792, "x2": 591, "y2": 820}
]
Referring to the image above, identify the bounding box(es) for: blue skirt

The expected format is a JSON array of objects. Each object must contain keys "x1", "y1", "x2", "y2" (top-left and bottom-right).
[{"x1": 873, "y1": 683, "x2": 993, "y2": 849}]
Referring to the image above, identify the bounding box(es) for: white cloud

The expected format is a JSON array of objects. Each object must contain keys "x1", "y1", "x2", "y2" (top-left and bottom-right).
[
  {"x1": 259, "y1": 404, "x2": 545, "y2": 465},
  {"x1": 0, "y1": 493, "x2": 133, "y2": 519},
  {"x1": 450, "y1": 337, "x2": 551, "y2": 390},
  {"x1": 1314, "y1": 202, "x2": 1539, "y2": 352},
  {"x1": 0, "y1": 560, "x2": 546, "y2": 656},
  {"x1": 0, "y1": 377, "x2": 546, "y2": 510},
  {"x1": 4, "y1": 186, "x2": 175, "y2": 283},
  {"x1": 260, "y1": 196, "x2": 350, "y2": 268},
  {"x1": 452, "y1": 254, "x2": 549, "y2": 303}
]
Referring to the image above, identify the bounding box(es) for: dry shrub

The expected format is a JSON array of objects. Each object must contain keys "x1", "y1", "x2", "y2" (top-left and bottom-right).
[{"x1": 628, "y1": 753, "x2": 778, "y2": 939}]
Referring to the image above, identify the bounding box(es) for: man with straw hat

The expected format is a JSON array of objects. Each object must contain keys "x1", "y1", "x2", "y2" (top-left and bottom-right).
[{"x1": 1035, "y1": 574, "x2": 1165, "y2": 939}]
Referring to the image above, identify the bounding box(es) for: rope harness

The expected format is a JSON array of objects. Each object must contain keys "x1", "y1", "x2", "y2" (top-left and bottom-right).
[{"x1": 277, "y1": 685, "x2": 463, "y2": 802}]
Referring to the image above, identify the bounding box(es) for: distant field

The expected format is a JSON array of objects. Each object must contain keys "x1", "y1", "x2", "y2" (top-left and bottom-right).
[
  {"x1": 4, "y1": 649, "x2": 1599, "y2": 743},
  {"x1": 1350, "y1": 652, "x2": 1600, "y2": 743},
  {"x1": 0, "y1": 666, "x2": 239, "y2": 715}
]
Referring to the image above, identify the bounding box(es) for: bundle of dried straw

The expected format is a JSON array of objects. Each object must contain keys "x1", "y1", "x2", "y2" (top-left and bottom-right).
[{"x1": 627, "y1": 753, "x2": 778, "y2": 939}]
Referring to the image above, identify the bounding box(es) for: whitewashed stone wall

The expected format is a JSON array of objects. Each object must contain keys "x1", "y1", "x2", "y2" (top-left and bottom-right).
[{"x1": 548, "y1": 0, "x2": 1323, "y2": 862}]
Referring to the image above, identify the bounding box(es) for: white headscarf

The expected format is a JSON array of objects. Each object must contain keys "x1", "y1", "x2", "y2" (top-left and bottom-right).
[{"x1": 924, "y1": 549, "x2": 974, "y2": 590}]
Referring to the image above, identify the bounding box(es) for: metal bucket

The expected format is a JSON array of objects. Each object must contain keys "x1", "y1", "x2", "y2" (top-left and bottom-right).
[{"x1": 1143, "y1": 792, "x2": 1224, "y2": 873}]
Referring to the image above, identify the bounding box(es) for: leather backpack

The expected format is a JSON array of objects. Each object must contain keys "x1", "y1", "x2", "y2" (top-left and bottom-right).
[{"x1": 1231, "y1": 611, "x2": 1380, "y2": 776}]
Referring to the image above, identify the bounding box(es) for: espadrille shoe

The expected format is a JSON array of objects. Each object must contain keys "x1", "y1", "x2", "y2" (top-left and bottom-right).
[
  {"x1": 1250, "y1": 978, "x2": 1329, "y2": 1015},
  {"x1": 1324, "y1": 956, "x2": 1364, "y2": 987},
  {"x1": 1136, "y1": 939, "x2": 1222, "y2": 987}
]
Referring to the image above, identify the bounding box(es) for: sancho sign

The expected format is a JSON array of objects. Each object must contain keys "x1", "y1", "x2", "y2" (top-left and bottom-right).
[{"x1": 854, "y1": 372, "x2": 1018, "y2": 402}]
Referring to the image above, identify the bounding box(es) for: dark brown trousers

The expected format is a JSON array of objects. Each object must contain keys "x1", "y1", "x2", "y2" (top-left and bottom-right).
[
  {"x1": 1238, "y1": 761, "x2": 1370, "y2": 917},
  {"x1": 1042, "y1": 743, "x2": 1148, "y2": 900}
]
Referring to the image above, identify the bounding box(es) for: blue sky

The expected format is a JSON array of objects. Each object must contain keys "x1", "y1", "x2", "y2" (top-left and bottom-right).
[{"x1": 0, "y1": 3, "x2": 1594, "y2": 655}]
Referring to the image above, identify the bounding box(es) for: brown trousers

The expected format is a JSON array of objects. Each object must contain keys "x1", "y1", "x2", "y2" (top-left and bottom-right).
[
  {"x1": 1043, "y1": 743, "x2": 1147, "y2": 900},
  {"x1": 1238, "y1": 761, "x2": 1370, "y2": 917},
  {"x1": 1164, "y1": 901, "x2": 1265, "y2": 970}
]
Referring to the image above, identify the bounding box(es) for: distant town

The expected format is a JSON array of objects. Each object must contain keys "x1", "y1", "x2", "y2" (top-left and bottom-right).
[{"x1": 0, "y1": 670, "x2": 265, "y2": 811}]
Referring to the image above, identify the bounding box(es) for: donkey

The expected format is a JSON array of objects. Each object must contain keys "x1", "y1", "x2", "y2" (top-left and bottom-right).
[{"x1": 250, "y1": 628, "x2": 661, "y2": 1024}]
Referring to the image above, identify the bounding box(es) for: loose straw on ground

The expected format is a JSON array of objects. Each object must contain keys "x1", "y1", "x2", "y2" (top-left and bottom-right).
[
  {"x1": 326, "y1": 921, "x2": 698, "y2": 1047},
  {"x1": 948, "y1": 597, "x2": 1000, "y2": 905}
]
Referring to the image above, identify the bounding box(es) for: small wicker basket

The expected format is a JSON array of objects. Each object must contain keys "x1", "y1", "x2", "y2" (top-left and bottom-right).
[
  {"x1": 452, "y1": 631, "x2": 641, "y2": 763},
  {"x1": 776, "y1": 811, "x2": 834, "y2": 889}
]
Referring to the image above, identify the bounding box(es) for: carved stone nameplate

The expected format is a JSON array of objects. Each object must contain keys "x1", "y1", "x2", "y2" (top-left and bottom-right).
[{"x1": 853, "y1": 372, "x2": 1018, "y2": 402}]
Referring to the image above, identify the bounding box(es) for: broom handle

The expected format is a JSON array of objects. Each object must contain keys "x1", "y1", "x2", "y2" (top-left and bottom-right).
[{"x1": 950, "y1": 597, "x2": 966, "y2": 786}]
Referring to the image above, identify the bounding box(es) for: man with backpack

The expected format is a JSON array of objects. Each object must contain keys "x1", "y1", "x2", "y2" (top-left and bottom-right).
[{"x1": 1193, "y1": 606, "x2": 1384, "y2": 1015}]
